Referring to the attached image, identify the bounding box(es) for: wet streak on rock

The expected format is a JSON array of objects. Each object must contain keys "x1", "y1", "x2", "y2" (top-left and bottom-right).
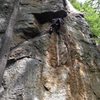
[
  {"x1": 34, "y1": 10, "x2": 67, "y2": 24},
  {"x1": 47, "y1": 33, "x2": 58, "y2": 67}
]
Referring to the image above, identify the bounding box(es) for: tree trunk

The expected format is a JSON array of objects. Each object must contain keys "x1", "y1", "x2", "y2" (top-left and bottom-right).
[{"x1": 0, "y1": 0, "x2": 19, "y2": 87}]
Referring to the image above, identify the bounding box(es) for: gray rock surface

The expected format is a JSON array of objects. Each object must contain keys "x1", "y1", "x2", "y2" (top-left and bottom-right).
[{"x1": 0, "y1": 0, "x2": 100, "y2": 100}]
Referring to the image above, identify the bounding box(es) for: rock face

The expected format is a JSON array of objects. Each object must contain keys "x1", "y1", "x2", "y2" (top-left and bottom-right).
[{"x1": 0, "y1": 0, "x2": 100, "y2": 100}]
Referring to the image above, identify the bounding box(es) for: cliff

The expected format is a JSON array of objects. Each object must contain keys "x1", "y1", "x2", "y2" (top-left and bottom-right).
[{"x1": 0, "y1": 0, "x2": 100, "y2": 100}]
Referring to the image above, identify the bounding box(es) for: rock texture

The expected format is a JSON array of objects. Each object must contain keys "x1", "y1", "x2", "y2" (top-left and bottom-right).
[{"x1": 0, "y1": 0, "x2": 100, "y2": 100}]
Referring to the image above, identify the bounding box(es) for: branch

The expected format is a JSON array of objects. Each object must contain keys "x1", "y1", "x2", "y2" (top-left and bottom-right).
[{"x1": 0, "y1": 0, "x2": 19, "y2": 87}]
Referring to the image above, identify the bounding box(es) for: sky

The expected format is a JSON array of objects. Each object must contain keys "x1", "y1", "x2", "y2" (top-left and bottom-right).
[{"x1": 77, "y1": 0, "x2": 86, "y2": 3}]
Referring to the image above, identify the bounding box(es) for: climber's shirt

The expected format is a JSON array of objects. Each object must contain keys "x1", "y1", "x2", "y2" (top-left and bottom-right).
[{"x1": 49, "y1": 18, "x2": 64, "y2": 35}]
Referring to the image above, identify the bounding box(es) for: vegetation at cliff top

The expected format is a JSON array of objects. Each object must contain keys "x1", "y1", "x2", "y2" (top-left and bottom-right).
[{"x1": 71, "y1": 0, "x2": 100, "y2": 44}]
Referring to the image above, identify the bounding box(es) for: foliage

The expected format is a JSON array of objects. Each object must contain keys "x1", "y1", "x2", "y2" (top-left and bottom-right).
[{"x1": 70, "y1": 0, "x2": 100, "y2": 44}]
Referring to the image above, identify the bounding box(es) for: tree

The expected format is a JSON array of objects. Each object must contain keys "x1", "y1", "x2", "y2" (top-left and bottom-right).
[
  {"x1": 0, "y1": 0, "x2": 19, "y2": 87},
  {"x1": 70, "y1": 0, "x2": 100, "y2": 44}
]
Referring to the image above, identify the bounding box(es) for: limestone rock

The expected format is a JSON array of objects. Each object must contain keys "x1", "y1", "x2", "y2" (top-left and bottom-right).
[{"x1": 0, "y1": 0, "x2": 100, "y2": 100}]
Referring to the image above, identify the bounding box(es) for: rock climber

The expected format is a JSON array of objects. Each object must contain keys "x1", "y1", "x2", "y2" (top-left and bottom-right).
[{"x1": 48, "y1": 18, "x2": 64, "y2": 35}]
